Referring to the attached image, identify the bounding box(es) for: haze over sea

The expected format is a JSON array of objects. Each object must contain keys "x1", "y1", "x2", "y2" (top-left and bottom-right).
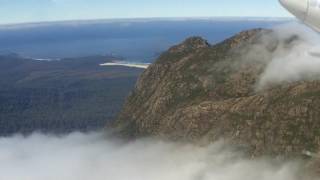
[{"x1": 0, "y1": 18, "x2": 291, "y2": 62}]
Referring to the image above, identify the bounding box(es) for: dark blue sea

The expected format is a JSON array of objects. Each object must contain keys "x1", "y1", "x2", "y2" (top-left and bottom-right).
[{"x1": 0, "y1": 18, "x2": 291, "y2": 62}]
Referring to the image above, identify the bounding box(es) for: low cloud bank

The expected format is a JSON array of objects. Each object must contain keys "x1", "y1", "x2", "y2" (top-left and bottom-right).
[{"x1": 0, "y1": 132, "x2": 314, "y2": 180}]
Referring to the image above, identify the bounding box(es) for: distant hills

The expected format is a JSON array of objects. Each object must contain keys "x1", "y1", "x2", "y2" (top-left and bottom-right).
[{"x1": 0, "y1": 54, "x2": 143, "y2": 136}]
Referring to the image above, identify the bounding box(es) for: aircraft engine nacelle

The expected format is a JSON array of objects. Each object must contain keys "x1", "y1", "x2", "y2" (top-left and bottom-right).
[{"x1": 280, "y1": 0, "x2": 320, "y2": 32}]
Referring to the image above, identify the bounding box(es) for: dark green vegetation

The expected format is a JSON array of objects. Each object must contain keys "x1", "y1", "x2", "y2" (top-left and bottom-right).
[{"x1": 0, "y1": 54, "x2": 143, "y2": 136}]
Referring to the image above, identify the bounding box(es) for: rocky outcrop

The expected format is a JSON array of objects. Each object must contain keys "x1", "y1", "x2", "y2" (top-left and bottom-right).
[{"x1": 113, "y1": 28, "x2": 320, "y2": 158}]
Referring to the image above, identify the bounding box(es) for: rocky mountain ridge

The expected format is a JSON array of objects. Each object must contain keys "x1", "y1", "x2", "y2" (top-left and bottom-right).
[{"x1": 113, "y1": 28, "x2": 320, "y2": 159}]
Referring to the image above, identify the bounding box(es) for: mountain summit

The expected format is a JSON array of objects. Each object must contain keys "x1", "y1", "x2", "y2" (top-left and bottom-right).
[{"x1": 113, "y1": 28, "x2": 320, "y2": 159}]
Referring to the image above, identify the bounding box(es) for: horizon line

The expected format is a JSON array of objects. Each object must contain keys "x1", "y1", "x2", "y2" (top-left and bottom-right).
[{"x1": 0, "y1": 16, "x2": 294, "y2": 27}]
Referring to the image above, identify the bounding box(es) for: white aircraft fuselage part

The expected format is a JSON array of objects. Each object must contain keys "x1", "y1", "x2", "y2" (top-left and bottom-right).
[{"x1": 280, "y1": 0, "x2": 320, "y2": 32}]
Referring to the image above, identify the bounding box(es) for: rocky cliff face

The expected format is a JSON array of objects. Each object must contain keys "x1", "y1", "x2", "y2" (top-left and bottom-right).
[{"x1": 113, "y1": 28, "x2": 320, "y2": 158}]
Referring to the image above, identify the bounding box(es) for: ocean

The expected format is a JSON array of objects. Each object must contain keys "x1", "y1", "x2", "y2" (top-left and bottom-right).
[{"x1": 0, "y1": 18, "x2": 291, "y2": 62}]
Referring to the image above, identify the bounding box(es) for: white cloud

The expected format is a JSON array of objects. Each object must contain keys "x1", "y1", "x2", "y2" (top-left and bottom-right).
[
  {"x1": 0, "y1": 132, "x2": 312, "y2": 180},
  {"x1": 236, "y1": 22, "x2": 320, "y2": 90}
]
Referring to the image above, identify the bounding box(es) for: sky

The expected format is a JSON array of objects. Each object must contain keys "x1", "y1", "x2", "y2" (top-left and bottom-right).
[{"x1": 0, "y1": 0, "x2": 292, "y2": 24}]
